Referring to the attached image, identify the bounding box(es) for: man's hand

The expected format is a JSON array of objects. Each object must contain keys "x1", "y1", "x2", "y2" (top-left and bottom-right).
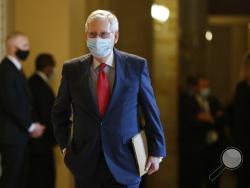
[
  {"x1": 197, "y1": 112, "x2": 214, "y2": 124},
  {"x1": 145, "y1": 156, "x2": 162, "y2": 175},
  {"x1": 216, "y1": 110, "x2": 224, "y2": 118},
  {"x1": 30, "y1": 123, "x2": 46, "y2": 138},
  {"x1": 62, "y1": 148, "x2": 67, "y2": 157}
]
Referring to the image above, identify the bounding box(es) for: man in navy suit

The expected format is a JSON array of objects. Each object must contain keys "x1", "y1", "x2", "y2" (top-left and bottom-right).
[{"x1": 52, "y1": 10, "x2": 166, "y2": 188}]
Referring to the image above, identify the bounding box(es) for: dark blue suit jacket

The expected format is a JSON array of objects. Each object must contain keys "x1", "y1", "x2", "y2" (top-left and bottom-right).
[{"x1": 52, "y1": 49, "x2": 166, "y2": 184}]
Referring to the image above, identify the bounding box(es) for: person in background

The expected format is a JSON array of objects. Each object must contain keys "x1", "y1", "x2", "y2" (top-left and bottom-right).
[
  {"x1": 28, "y1": 53, "x2": 57, "y2": 188},
  {"x1": 0, "y1": 32, "x2": 45, "y2": 188},
  {"x1": 52, "y1": 10, "x2": 166, "y2": 188},
  {"x1": 0, "y1": 154, "x2": 2, "y2": 178},
  {"x1": 179, "y1": 75, "x2": 225, "y2": 188},
  {"x1": 233, "y1": 51, "x2": 250, "y2": 188},
  {"x1": 178, "y1": 75, "x2": 197, "y2": 188}
]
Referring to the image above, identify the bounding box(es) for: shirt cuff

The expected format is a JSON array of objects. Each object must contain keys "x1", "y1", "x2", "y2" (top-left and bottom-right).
[
  {"x1": 28, "y1": 123, "x2": 37, "y2": 133},
  {"x1": 159, "y1": 157, "x2": 163, "y2": 162},
  {"x1": 62, "y1": 148, "x2": 67, "y2": 155}
]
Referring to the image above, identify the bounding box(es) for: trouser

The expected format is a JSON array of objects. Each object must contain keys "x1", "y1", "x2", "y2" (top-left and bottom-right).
[
  {"x1": 236, "y1": 150, "x2": 249, "y2": 188},
  {"x1": 0, "y1": 144, "x2": 29, "y2": 188},
  {"x1": 27, "y1": 150, "x2": 55, "y2": 188},
  {"x1": 74, "y1": 152, "x2": 140, "y2": 188},
  {"x1": 179, "y1": 146, "x2": 221, "y2": 188}
]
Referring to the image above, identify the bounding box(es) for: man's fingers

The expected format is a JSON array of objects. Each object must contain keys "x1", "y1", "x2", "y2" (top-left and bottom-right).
[
  {"x1": 147, "y1": 163, "x2": 159, "y2": 175},
  {"x1": 30, "y1": 128, "x2": 44, "y2": 138},
  {"x1": 147, "y1": 168, "x2": 155, "y2": 175},
  {"x1": 31, "y1": 131, "x2": 40, "y2": 138},
  {"x1": 145, "y1": 156, "x2": 162, "y2": 175},
  {"x1": 145, "y1": 161, "x2": 152, "y2": 171},
  {"x1": 37, "y1": 124, "x2": 46, "y2": 131}
]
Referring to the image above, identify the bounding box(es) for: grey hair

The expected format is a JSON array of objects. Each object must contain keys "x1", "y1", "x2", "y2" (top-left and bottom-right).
[{"x1": 85, "y1": 10, "x2": 119, "y2": 32}]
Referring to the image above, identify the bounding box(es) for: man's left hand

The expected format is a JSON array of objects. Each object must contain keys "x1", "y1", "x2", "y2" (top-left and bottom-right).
[{"x1": 145, "y1": 156, "x2": 162, "y2": 175}]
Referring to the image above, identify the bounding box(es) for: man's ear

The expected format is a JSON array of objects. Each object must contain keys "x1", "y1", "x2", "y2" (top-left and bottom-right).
[
  {"x1": 114, "y1": 31, "x2": 119, "y2": 44},
  {"x1": 11, "y1": 44, "x2": 18, "y2": 56}
]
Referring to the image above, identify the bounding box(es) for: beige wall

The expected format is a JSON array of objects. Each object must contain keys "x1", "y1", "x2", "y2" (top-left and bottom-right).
[
  {"x1": 14, "y1": 0, "x2": 87, "y2": 90},
  {"x1": 14, "y1": 0, "x2": 72, "y2": 92},
  {"x1": 207, "y1": 16, "x2": 250, "y2": 105}
]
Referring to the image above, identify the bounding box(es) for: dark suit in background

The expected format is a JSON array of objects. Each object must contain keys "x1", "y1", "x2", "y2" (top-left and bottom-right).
[
  {"x1": 28, "y1": 73, "x2": 56, "y2": 188},
  {"x1": 0, "y1": 57, "x2": 32, "y2": 188},
  {"x1": 233, "y1": 80, "x2": 250, "y2": 188},
  {"x1": 179, "y1": 94, "x2": 225, "y2": 188}
]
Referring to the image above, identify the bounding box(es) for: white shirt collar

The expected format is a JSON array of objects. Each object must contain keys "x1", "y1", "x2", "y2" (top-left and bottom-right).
[
  {"x1": 36, "y1": 71, "x2": 49, "y2": 83},
  {"x1": 92, "y1": 51, "x2": 114, "y2": 70},
  {"x1": 7, "y1": 55, "x2": 22, "y2": 70}
]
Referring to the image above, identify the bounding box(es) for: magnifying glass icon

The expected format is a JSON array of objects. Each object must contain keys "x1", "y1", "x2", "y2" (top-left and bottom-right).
[{"x1": 209, "y1": 147, "x2": 243, "y2": 181}]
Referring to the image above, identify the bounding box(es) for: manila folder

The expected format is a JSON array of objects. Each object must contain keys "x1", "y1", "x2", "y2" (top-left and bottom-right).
[{"x1": 131, "y1": 130, "x2": 148, "y2": 176}]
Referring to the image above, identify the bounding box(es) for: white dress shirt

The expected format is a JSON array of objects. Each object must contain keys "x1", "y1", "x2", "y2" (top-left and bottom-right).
[
  {"x1": 7, "y1": 55, "x2": 22, "y2": 70},
  {"x1": 36, "y1": 71, "x2": 49, "y2": 83}
]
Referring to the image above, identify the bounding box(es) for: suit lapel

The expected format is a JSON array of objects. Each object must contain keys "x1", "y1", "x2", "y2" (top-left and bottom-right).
[
  {"x1": 78, "y1": 50, "x2": 126, "y2": 119},
  {"x1": 6, "y1": 58, "x2": 32, "y2": 101},
  {"x1": 104, "y1": 49, "x2": 126, "y2": 118},
  {"x1": 79, "y1": 56, "x2": 100, "y2": 119}
]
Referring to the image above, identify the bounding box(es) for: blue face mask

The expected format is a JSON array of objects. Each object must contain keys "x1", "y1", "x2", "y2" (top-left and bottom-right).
[{"x1": 86, "y1": 37, "x2": 113, "y2": 58}]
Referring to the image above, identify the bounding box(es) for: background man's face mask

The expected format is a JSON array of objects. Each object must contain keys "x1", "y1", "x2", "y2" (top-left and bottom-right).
[
  {"x1": 48, "y1": 68, "x2": 55, "y2": 80},
  {"x1": 16, "y1": 48, "x2": 30, "y2": 61},
  {"x1": 200, "y1": 88, "x2": 210, "y2": 98}
]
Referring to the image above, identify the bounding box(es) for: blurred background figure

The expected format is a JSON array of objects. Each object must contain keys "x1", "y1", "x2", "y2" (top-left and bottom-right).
[
  {"x1": 0, "y1": 154, "x2": 2, "y2": 178},
  {"x1": 0, "y1": 32, "x2": 45, "y2": 188},
  {"x1": 28, "y1": 53, "x2": 57, "y2": 188},
  {"x1": 178, "y1": 75, "x2": 226, "y2": 188},
  {"x1": 232, "y1": 52, "x2": 250, "y2": 188},
  {"x1": 178, "y1": 75, "x2": 197, "y2": 188}
]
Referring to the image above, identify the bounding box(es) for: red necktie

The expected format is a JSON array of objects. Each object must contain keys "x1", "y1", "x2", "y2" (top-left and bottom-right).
[{"x1": 97, "y1": 63, "x2": 110, "y2": 117}]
